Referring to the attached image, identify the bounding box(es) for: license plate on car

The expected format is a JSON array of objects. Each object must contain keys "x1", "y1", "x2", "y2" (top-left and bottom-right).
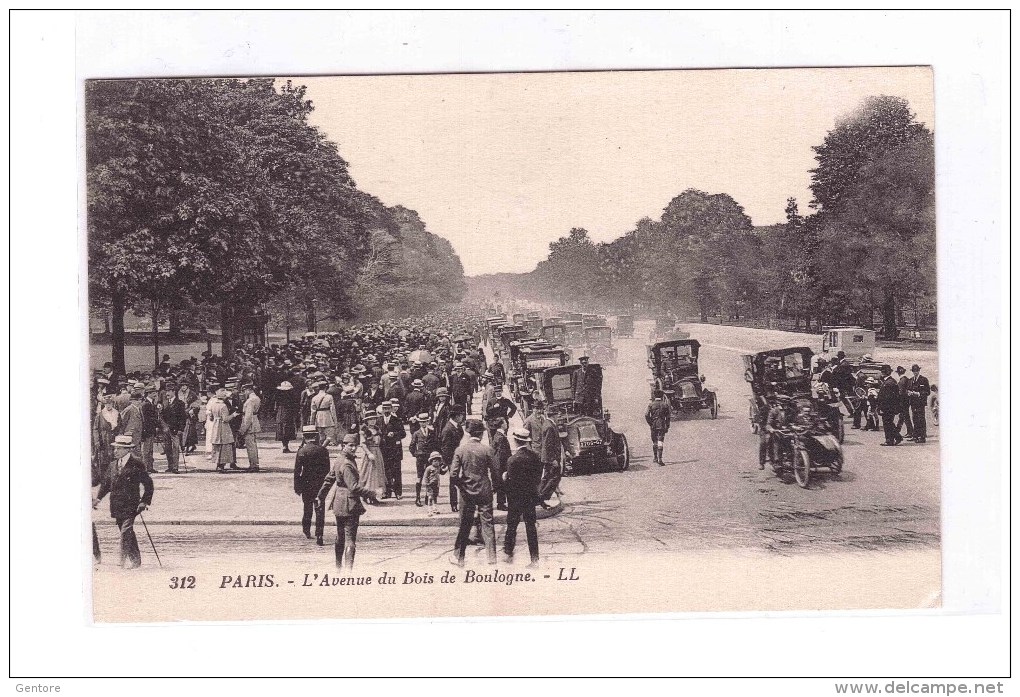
[{"x1": 580, "y1": 439, "x2": 602, "y2": 447}]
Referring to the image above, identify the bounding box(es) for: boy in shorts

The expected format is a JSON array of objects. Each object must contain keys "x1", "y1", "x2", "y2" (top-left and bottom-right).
[{"x1": 423, "y1": 451, "x2": 443, "y2": 515}]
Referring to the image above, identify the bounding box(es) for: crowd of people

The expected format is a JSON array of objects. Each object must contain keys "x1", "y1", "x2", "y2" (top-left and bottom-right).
[{"x1": 90, "y1": 308, "x2": 561, "y2": 571}]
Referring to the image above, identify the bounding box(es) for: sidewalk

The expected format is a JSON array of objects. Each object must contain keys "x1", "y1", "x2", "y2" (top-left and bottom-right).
[{"x1": 93, "y1": 363, "x2": 561, "y2": 527}]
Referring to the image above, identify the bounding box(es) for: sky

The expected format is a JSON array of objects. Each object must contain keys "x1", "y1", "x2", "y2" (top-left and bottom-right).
[{"x1": 297, "y1": 68, "x2": 934, "y2": 276}]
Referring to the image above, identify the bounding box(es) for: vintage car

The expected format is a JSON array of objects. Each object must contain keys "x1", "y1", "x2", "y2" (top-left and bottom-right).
[
  {"x1": 523, "y1": 317, "x2": 544, "y2": 338},
  {"x1": 743, "y1": 346, "x2": 844, "y2": 487},
  {"x1": 582, "y1": 325, "x2": 618, "y2": 366},
  {"x1": 647, "y1": 339, "x2": 718, "y2": 418},
  {"x1": 563, "y1": 321, "x2": 585, "y2": 347},
  {"x1": 581, "y1": 314, "x2": 607, "y2": 329},
  {"x1": 545, "y1": 316, "x2": 563, "y2": 326},
  {"x1": 615, "y1": 314, "x2": 635, "y2": 338},
  {"x1": 564, "y1": 311, "x2": 583, "y2": 323},
  {"x1": 821, "y1": 326, "x2": 876, "y2": 361},
  {"x1": 541, "y1": 322, "x2": 567, "y2": 343},
  {"x1": 512, "y1": 312, "x2": 526, "y2": 325},
  {"x1": 538, "y1": 364, "x2": 629, "y2": 473},
  {"x1": 649, "y1": 316, "x2": 690, "y2": 342},
  {"x1": 498, "y1": 325, "x2": 529, "y2": 356},
  {"x1": 511, "y1": 344, "x2": 570, "y2": 415}
]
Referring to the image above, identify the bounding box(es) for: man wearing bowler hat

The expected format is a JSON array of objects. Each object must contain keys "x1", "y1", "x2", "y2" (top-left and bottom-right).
[
  {"x1": 378, "y1": 400, "x2": 406, "y2": 499},
  {"x1": 93, "y1": 435, "x2": 154, "y2": 569}
]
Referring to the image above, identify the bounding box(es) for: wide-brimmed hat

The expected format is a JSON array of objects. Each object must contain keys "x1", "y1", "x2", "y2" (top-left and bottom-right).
[
  {"x1": 278, "y1": 381, "x2": 293, "y2": 391},
  {"x1": 435, "y1": 387, "x2": 449, "y2": 397},
  {"x1": 428, "y1": 451, "x2": 442, "y2": 462},
  {"x1": 417, "y1": 413, "x2": 430, "y2": 423},
  {"x1": 411, "y1": 379, "x2": 424, "y2": 388},
  {"x1": 302, "y1": 425, "x2": 319, "y2": 437}
]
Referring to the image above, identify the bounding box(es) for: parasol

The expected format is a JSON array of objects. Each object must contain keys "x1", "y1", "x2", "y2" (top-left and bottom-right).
[{"x1": 408, "y1": 349, "x2": 433, "y2": 364}]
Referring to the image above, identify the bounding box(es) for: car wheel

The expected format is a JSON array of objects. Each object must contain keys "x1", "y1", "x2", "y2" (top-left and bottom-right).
[
  {"x1": 709, "y1": 393, "x2": 719, "y2": 419},
  {"x1": 617, "y1": 434, "x2": 630, "y2": 471},
  {"x1": 829, "y1": 451, "x2": 843, "y2": 477},
  {"x1": 749, "y1": 402, "x2": 759, "y2": 433}
]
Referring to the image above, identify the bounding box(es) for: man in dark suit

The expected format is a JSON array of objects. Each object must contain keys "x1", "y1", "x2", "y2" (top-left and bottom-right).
[
  {"x1": 93, "y1": 435, "x2": 154, "y2": 569},
  {"x1": 894, "y1": 366, "x2": 914, "y2": 439},
  {"x1": 440, "y1": 407, "x2": 466, "y2": 512},
  {"x1": 877, "y1": 366, "x2": 903, "y2": 446},
  {"x1": 906, "y1": 364, "x2": 931, "y2": 443},
  {"x1": 404, "y1": 380, "x2": 430, "y2": 434},
  {"x1": 160, "y1": 385, "x2": 188, "y2": 473},
  {"x1": 645, "y1": 389, "x2": 671, "y2": 466},
  {"x1": 430, "y1": 387, "x2": 451, "y2": 431},
  {"x1": 502, "y1": 428, "x2": 545, "y2": 566},
  {"x1": 571, "y1": 355, "x2": 602, "y2": 417},
  {"x1": 450, "y1": 363, "x2": 474, "y2": 415},
  {"x1": 378, "y1": 401, "x2": 407, "y2": 499},
  {"x1": 293, "y1": 425, "x2": 331, "y2": 545},
  {"x1": 449, "y1": 420, "x2": 501, "y2": 566},
  {"x1": 487, "y1": 418, "x2": 512, "y2": 511},
  {"x1": 140, "y1": 387, "x2": 160, "y2": 473}
]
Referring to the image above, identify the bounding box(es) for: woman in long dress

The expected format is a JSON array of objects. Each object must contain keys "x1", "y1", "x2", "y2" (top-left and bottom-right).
[
  {"x1": 356, "y1": 412, "x2": 386, "y2": 502},
  {"x1": 275, "y1": 381, "x2": 298, "y2": 453},
  {"x1": 92, "y1": 394, "x2": 119, "y2": 474},
  {"x1": 210, "y1": 388, "x2": 237, "y2": 471}
]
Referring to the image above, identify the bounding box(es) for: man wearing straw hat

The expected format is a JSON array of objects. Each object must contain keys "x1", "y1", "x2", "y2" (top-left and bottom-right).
[
  {"x1": 93, "y1": 435, "x2": 154, "y2": 569},
  {"x1": 293, "y1": 425, "x2": 330, "y2": 545},
  {"x1": 502, "y1": 427, "x2": 545, "y2": 566}
]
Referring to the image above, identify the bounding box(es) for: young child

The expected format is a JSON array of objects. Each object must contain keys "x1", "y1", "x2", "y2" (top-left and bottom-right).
[{"x1": 423, "y1": 451, "x2": 442, "y2": 515}]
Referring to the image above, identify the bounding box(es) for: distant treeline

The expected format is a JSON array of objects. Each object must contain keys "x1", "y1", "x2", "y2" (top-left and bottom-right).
[
  {"x1": 87, "y1": 78, "x2": 465, "y2": 371},
  {"x1": 467, "y1": 96, "x2": 936, "y2": 337}
]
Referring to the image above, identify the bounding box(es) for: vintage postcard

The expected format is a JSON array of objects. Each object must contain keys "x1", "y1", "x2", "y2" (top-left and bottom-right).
[{"x1": 86, "y1": 67, "x2": 939, "y2": 623}]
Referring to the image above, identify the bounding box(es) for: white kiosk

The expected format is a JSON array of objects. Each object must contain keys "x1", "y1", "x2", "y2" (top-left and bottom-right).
[{"x1": 821, "y1": 326, "x2": 876, "y2": 360}]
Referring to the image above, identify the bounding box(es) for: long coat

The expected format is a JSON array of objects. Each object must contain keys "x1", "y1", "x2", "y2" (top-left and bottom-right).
[
  {"x1": 275, "y1": 388, "x2": 299, "y2": 441},
  {"x1": 293, "y1": 442, "x2": 331, "y2": 495},
  {"x1": 310, "y1": 391, "x2": 337, "y2": 428},
  {"x1": 209, "y1": 400, "x2": 235, "y2": 445},
  {"x1": 96, "y1": 454, "x2": 154, "y2": 520},
  {"x1": 119, "y1": 402, "x2": 144, "y2": 445}
]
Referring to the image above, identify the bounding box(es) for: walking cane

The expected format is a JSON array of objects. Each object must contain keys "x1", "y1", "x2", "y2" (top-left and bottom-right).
[{"x1": 138, "y1": 511, "x2": 163, "y2": 568}]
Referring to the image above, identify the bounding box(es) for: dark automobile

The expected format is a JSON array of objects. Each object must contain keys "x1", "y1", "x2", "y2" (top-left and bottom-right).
[
  {"x1": 541, "y1": 323, "x2": 567, "y2": 343},
  {"x1": 563, "y1": 321, "x2": 585, "y2": 347},
  {"x1": 511, "y1": 344, "x2": 570, "y2": 415},
  {"x1": 539, "y1": 364, "x2": 629, "y2": 473},
  {"x1": 583, "y1": 325, "x2": 618, "y2": 366},
  {"x1": 647, "y1": 339, "x2": 718, "y2": 418},
  {"x1": 615, "y1": 314, "x2": 635, "y2": 338}
]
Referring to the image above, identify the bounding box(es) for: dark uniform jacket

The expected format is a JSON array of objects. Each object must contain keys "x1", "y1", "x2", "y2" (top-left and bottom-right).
[
  {"x1": 484, "y1": 396, "x2": 517, "y2": 423},
  {"x1": 504, "y1": 446, "x2": 545, "y2": 505},
  {"x1": 293, "y1": 442, "x2": 331, "y2": 495},
  {"x1": 645, "y1": 399, "x2": 671, "y2": 432},
  {"x1": 409, "y1": 426, "x2": 440, "y2": 466},
  {"x1": 451, "y1": 373, "x2": 473, "y2": 402},
  {"x1": 96, "y1": 454, "x2": 153, "y2": 520}
]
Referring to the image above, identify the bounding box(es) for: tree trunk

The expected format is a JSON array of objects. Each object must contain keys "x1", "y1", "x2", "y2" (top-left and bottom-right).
[
  {"x1": 305, "y1": 297, "x2": 317, "y2": 333},
  {"x1": 111, "y1": 292, "x2": 126, "y2": 375},
  {"x1": 168, "y1": 310, "x2": 182, "y2": 338},
  {"x1": 151, "y1": 300, "x2": 160, "y2": 371},
  {"x1": 882, "y1": 288, "x2": 898, "y2": 339},
  {"x1": 804, "y1": 312, "x2": 812, "y2": 334},
  {"x1": 221, "y1": 302, "x2": 235, "y2": 360}
]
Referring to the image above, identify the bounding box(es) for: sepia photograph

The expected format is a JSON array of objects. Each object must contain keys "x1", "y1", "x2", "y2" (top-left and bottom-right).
[
  {"x1": 85, "y1": 67, "x2": 942, "y2": 622},
  {"x1": 7, "y1": 8, "x2": 1008, "y2": 685}
]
